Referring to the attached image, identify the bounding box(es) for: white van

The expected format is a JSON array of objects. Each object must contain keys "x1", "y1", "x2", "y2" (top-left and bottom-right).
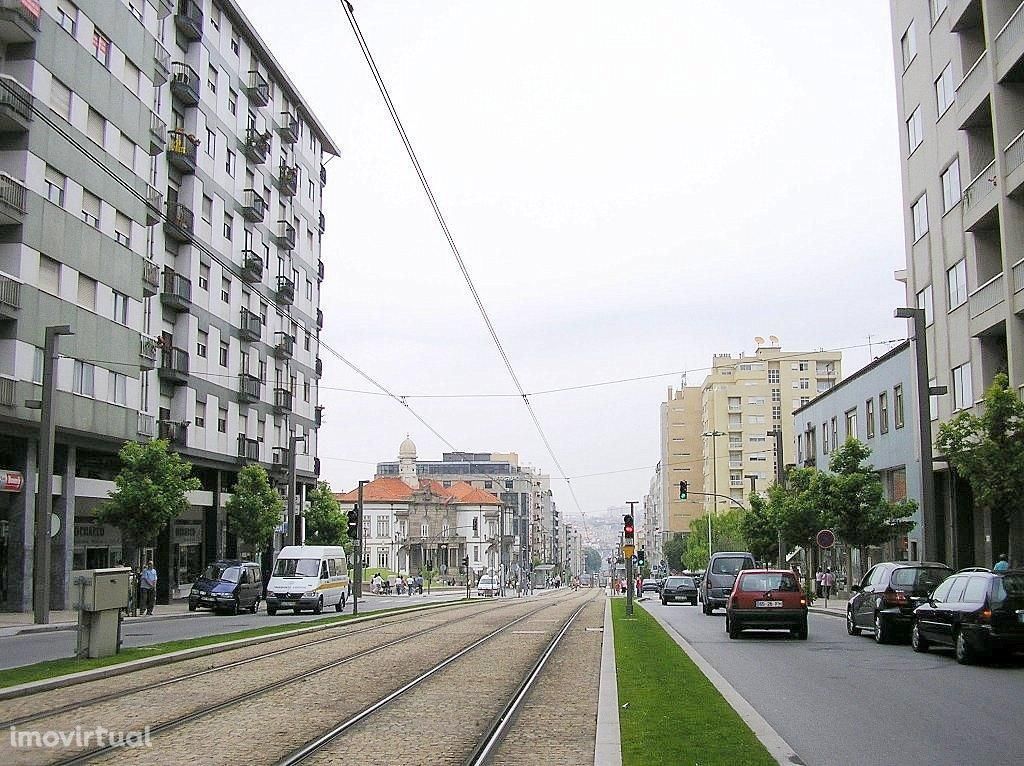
[{"x1": 266, "y1": 545, "x2": 348, "y2": 615}]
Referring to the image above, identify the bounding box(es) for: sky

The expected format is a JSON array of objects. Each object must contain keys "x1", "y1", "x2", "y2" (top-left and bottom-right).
[{"x1": 243, "y1": 1, "x2": 909, "y2": 526}]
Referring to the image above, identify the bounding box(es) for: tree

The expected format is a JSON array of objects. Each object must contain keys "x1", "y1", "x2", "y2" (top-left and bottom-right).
[
  {"x1": 744, "y1": 492, "x2": 780, "y2": 564},
  {"x1": 765, "y1": 467, "x2": 826, "y2": 595},
  {"x1": 419, "y1": 562, "x2": 437, "y2": 594},
  {"x1": 684, "y1": 508, "x2": 749, "y2": 570},
  {"x1": 304, "y1": 481, "x2": 349, "y2": 548},
  {"x1": 936, "y1": 373, "x2": 1024, "y2": 564},
  {"x1": 97, "y1": 439, "x2": 201, "y2": 567},
  {"x1": 225, "y1": 464, "x2": 283, "y2": 554},
  {"x1": 584, "y1": 547, "x2": 602, "y2": 573},
  {"x1": 662, "y1": 535, "x2": 686, "y2": 572}
]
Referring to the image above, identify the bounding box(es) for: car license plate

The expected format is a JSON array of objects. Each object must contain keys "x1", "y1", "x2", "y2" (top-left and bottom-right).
[{"x1": 755, "y1": 600, "x2": 783, "y2": 608}]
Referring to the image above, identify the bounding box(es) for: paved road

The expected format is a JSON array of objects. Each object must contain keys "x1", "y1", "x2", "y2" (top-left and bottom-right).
[
  {"x1": 646, "y1": 598, "x2": 1024, "y2": 766},
  {"x1": 0, "y1": 592, "x2": 466, "y2": 670}
]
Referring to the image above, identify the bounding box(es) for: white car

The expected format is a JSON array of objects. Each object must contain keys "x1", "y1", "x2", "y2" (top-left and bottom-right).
[{"x1": 477, "y1": 575, "x2": 500, "y2": 597}]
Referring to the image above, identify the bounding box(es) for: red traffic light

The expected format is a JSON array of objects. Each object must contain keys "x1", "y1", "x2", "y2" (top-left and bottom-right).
[{"x1": 623, "y1": 513, "x2": 634, "y2": 536}]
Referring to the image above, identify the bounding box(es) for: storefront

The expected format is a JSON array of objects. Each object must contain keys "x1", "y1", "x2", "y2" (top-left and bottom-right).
[
  {"x1": 72, "y1": 517, "x2": 123, "y2": 570},
  {"x1": 0, "y1": 469, "x2": 22, "y2": 606},
  {"x1": 171, "y1": 519, "x2": 203, "y2": 597}
]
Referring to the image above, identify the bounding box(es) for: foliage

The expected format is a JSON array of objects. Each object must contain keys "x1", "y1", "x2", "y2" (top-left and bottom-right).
[
  {"x1": 97, "y1": 440, "x2": 201, "y2": 556},
  {"x1": 662, "y1": 535, "x2": 686, "y2": 572},
  {"x1": 770, "y1": 467, "x2": 825, "y2": 549},
  {"x1": 584, "y1": 547, "x2": 603, "y2": 573},
  {"x1": 743, "y1": 492, "x2": 780, "y2": 564},
  {"x1": 419, "y1": 562, "x2": 437, "y2": 592},
  {"x1": 225, "y1": 464, "x2": 283, "y2": 553},
  {"x1": 304, "y1": 481, "x2": 349, "y2": 547},
  {"x1": 685, "y1": 508, "x2": 749, "y2": 570}
]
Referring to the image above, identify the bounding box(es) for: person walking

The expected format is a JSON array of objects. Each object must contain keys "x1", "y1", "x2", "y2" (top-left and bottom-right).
[
  {"x1": 994, "y1": 554, "x2": 1010, "y2": 572},
  {"x1": 822, "y1": 568, "x2": 836, "y2": 599},
  {"x1": 815, "y1": 568, "x2": 824, "y2": 598},
  {"x1": 140, "y1": 560, "x2": 157, "y2": 615}
]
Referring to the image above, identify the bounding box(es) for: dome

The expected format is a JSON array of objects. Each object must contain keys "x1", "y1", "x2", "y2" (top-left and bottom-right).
[{"x1": 399, "y1": 435, "x2": 417, "y2": 459}]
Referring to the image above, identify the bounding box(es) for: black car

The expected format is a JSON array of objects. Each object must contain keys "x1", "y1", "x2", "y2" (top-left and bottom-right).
[
  {"x1": 911, "y1": 569, "x2": 1024, "y2": 664},
  {"x1": 661, "y1": 576, "x2": 698, "y2": 605},
  {"x1": 189, "y1": 560, "x2": 263, "y2": 614},
  {"x1": 847, "y1": 561, "x2": 953, "y2": 643}
]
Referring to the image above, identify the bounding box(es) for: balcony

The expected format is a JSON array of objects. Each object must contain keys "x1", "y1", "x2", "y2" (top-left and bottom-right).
[
  {"x1": 145, "y1": 184, "x2": 162, "y2": 226},
  {"x1": 0, "y1": 376, "x2": 12, "y2": 406},
  {"x1": 0, "y1": 0, "x2": 40, "y2": 44},
  {"x1": 0, "y1": 172, "x2": 27, "y2": 226},
  {"x1": 274, "y1": 332, "x2": 295, "y2": 359},
  {"x1": 0, "y1": 75, "x2": 31, "y2": 132},
  {"x1": 0, "y1": 272, "x2": 19, "y2": 319},
  {"x1": 158, "y1": 346, "x2": 189, "y2": 385},
  {"x1": 160, "y1": 267, "x2": 192, "y2": 312},
  {"x1": 241, "y1": 188, "x2": 266, "y2": 223},
  {"x1": 174, "y1": 0, "x2": 203, "y2": 42},
  {"x1": 167, "y1": 130, "x2": 198, "y2": 174},
  {"x1": 149, "y1": 112, "x2": 166, "y2": 156},
  {"x1": 170, "y1": 62, "x2": 200, "y2": 106},
  {"x1": 237, "y1": 434, "x2": 259, "y2": 462},
  {"x1": 956, "y1": 50, "x2": 990, "y2": 126},
  {"x1": 137, "y1": 412, "x2": 156, "y2": 438},
  {"x1": 314, "y1": 456, "x2": 321, "y2": 476},
  {"x1": 164, "y1": 201, "x2": 194, "y2": 241},
  {"x1": 242, "y1": 127, "x2": 270, "y2": 165},
  {"x1": 314, "y1": 405, "x2": 324, "y2": 427},
  {"x1": 995, "y1": 2, "x2": 1024, "y2": 79},
  {"x1": 317, "y1": 260, "x2": 324, "y2": 281},
  {"x1": 239, "y1": 307, "x2": 261, "y2": 342},
  {"x1": 316, "y1": 308, "x2": 324, "y2": 329},
  {"x1": 278, "y1": 163, "x2": 298, "y2": 197},
  {"x1": 320, "y1": 164, "x2": 327, "y2": 186},
  {"x1": 153, "y1": 42, "x2": 170, "y2": 86},
  {"x1": 280, "y1": 111, "x2": 299, "y2": 143},
  {"x1": 275, "y1": 275, "x2": 295, "y2": 305},
  {"x1": 273, "y1": 387, "x2": 293, "y2": 414},
  {"x1": 1014, "y1": 258, "x2": 1024, "y2": 316},
  {"x1": 155, "y1": 0, "x2": 172, "y2": 18},
  {"x1": 157, "y1": 419, "x2": 188, "y2": 447},
  {"x1": 1005, "y1": 129, "x2": 1024, "y2": 197},
  {"x1": 962, "y1": 160, "x2": 999, "y2": 232},
  {"x1": 318, "y1": 211, "x2": 326, "y2": 233},
  {"x1": 968, "y1": 272, "x2": 1006, "y2": 335},
  {"x1": 238, "y1": 373, "x2": 261, "y2": 403},
  {"x1": 271, "y1": 446, "x2": 290, "y2": 473},
  {"x1": 241, "y1": 249, "x2": 264, "y2": 282},
  {"x1": 246, "y1": 70, "x2": 270, "y2": 107},
  {"x1": 315, "y1": 356, "x2": 323, "y2": 376},
  {"x1": 142, "y1": 261, "x2": 160, "y2": 297},
  {"x1": 139, "y1": 334, "x2": 158, "y2": 370},
  {"x1": 276, "y1": 220, "x2": 296, "y2": 250}
]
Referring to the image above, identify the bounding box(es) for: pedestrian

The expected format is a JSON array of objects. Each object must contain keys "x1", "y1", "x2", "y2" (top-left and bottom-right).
[
  {"x1": 822, "y1": 568, "x2": 835, "y2": 599},
  {"x1": 994, "y1": 553, "x2": 1010, "y2": 572},
  {"x1": 815, "y1": 568, "x2": 824, "y2": 597},
  {"x1": 140, "y1": 560, "x2": 157, "y2": 615}
]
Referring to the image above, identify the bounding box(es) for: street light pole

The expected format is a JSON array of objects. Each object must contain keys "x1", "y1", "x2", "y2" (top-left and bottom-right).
[
  {"x1": 353, "y1": 479, "x2": 368, "y2": 615},
  {"x1": 702, "y1": 431, "x2": 726, "y2": 559},
  {"x1": 769, "y1": 428, "x2": 786, "y2": 566}
]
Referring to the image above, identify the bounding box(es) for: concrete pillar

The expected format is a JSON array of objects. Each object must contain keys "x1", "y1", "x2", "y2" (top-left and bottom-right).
[
  {"x1": 6, "y1": 437, "x2": 37, "y2": 611},
  {"x1": 50, "y1": 445, "x2": 76, "y2": 610}
]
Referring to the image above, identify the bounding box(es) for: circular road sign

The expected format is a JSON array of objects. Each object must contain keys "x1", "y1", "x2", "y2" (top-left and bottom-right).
[{"x1": 816, "y1": 529, "x2": 836, "y2": 549}]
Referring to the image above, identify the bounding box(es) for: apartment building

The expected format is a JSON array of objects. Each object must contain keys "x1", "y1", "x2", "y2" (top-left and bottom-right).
[
  {"x1": 700, "y1": 342, "x2": 842, "y2": 516},
  {"x1": 888, "y1": 0, "x2": 1022, "y2": 566},
  {"x1": 0, "y1": 0, "x2": 338, "y2": 610},
  {"x1": 659, "y1": 385, "x2": 705, "y2": 540}
]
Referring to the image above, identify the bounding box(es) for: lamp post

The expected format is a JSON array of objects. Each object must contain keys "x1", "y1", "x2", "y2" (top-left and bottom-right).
[
  {"x1": 768, "y1": 428, "x2": 786, "y2": 566},
  {"x1": 702, "y1": 431, "x2": 727, "y2": 559}
]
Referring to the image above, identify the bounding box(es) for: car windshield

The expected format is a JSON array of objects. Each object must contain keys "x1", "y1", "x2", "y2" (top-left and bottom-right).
[
  {"x1": 273, "y1": 558, "x2": 320, "y2": 577},
  {"x1": 992, "y1": 574, "x2": 1024, "y2": 605},
  {"x1": 202, "y1": 564, "x2": 240, "y2": 582},
  {"x1": 740, "y1": 573, "x2": 799, "y2": 592},
  {"x1": 891, "y1": 566, "x2": 950, "y2": 590},
  {"x1": 665, "y1": 577, "x2": 694, "y2": 587},
  {"x1": 711, "y1": 557, "x2": 749, "y2": 576}
]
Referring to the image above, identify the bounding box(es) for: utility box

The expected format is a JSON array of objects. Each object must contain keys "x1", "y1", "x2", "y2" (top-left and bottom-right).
[{"x1": 73, "y1": 567, "x2": 131, "y2": 659}]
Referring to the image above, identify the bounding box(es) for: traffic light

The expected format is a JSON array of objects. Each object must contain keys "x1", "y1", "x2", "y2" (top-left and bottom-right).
[
  {"x1": 347, "y1": 507, "x2": 358, "y2": 538},
  {"x1": 637, "y1": 548, "x2": 646, "y2": 567},
  {"x1": 679, "y1": 480, "x2": 688, "y2": 500},
  {"x1": 623, "y1": 513, "x2": 634, "y2": 542},
  {"x1": 462, "y1": 556, "x2": 469, "y2": 569}
]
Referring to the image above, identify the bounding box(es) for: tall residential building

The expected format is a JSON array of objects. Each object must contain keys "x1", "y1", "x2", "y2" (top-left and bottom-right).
[
  {"x1": 659, "y1": 385, "x2": 705, "y2": 540},
  {"x1": 0, "y1": 0, "x2": 338, "y2": 611},
  {"x1": 700, "y1": 343, "x2": 842, "y2": 514},
  {"x1": 888, "y1": 0, "x2": 1022, "y2": 567}
]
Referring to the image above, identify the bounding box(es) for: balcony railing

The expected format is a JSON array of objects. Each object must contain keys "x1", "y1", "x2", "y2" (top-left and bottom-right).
[
  {"x1": 153, "y1": 42, "x2": 170, "y2": 85},
  {"x1": 320, "y1": 164, "x2": 327, "y2": 185},
  {"x1": 995, "y1": 1, "x2": 1024, "y2": 65},
  {"x1": 158, "y1": 346, "x2": 189, "y2": 385},
  {"x1": 142, "y1": 261, "x2": 160, "y2": 296},
  {"x1": 144, "y1": 184, "x2": 162, "y2": 226},
  {"x1": 167, "y1": 129, "x2": 198, "y2": 173},
  {"x1": 280, "y1": 111, "x2": 299, "y2": 143},
  {"x1": 241, "y1": 249, "x2": 264, "y2": 282},
  {"x1": 963, "y1": 160, "x2": 998, "y2": 212},
  {"x1": 243, "y1": 127, "x2": 270, "y2": 164},
  {"x1": 164, "y1": 201, "x2": 194, "y2": 241},
  {"x1": 272, "y1": 446, "x2": 290, "y2": 471},
  {"x1": 278, "y1": 163, "x2": 298, "y2": 197},
  {"x1": 318, "y1": 211, "x2": 326, "y2": 233},
  {"x1": 968, "y1": 272, "x2": 1005, "y2": 318},
  {"x1": 316, "y1": 309, "x2": 324, "y2": 329},
  {"x1": 273, "y1": 387, "x2": 293, "y2": 413},
  {"x1": 170, "y1": 62, "x2": 200, "y2": 106},
  {"x1": 174, "y1": 0, "x2": 203, "y2": 42},
  {"x1": 237, "y1": 434, "x2": 259, "y2": 461},
  {"x1": 275, "y1": 275, "x2": 295, "y2": 305},
  {"x1": 315, "y1": 356, "x2": 323, "y2": 376},
  {"x1": 314, "y1": 405, "x2": 324, "y2": 427},
  {"x1": 239, "y1": 306, "x2": 261, "y2": 342},
  {"x1": 956, "y1": 50, "x2": 989, "y2": 110},
  {"x1": 238, "y1": 373, "x2": 261, "y2": 403},
  {"x1": 1013, "y1": 257, "x2": 1024, "y2": 293},
  {"x1": 160, "y1": 267, "x2": 192, "y2": 311},
  {"x1": 274, "y1": 332, "x2": 295, "y2": 359},
  {"x1": 139, "y1": 334, "x2": 158, "y2": 370},
  {"x1": 0, "y1": 172, "x2": 27, "y2": 217},
  {"x1": 0, "y1": 74, "x2": 32, "y2": 127},
  {"x1": 246, "y1": 70, "x2": 269, "y2": 107},
  {"x1": 0, "y1": 272, "x2": 20, "y2": 311},
  {"x1": 0, "y1": 375, "x2": 13, "y2": 407},
  {"x1": 149, "y1": 111, "x2": 166, "y2": 155},
  {"x1": 137, "y1": 412, "x2": 155, "y2": 438},
  {"x1": 158, "y1": 419, "x2": 188, "y2": 446},
  {"x1": 276, "y1": 220, "x2": 296, "y2": 250},
  {"x1": 241, "y1": 188, "x2": 266, "y2": 223},
  {"x1": 317, "y1": 260, "x2": 324, "y2": 281},
  {"x1": 1005, "y1": 129, "x2": 1024, "y2": 177}
]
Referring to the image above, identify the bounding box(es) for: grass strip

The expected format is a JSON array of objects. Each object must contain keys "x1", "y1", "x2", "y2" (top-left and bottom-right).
[
  {"x1": 0, "y1": 601, "x2": 458, "y2": 690},
  {"x1": 612, "y1": 599, "x2": 776, "y2": 766}
]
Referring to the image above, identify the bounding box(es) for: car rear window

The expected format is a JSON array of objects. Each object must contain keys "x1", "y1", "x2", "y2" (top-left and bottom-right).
[
  {"x1": 739, "y1": 573, "x2": 799, "y2": 592},
  {"x1": 665, "y1": 577, "x2": 694, "y2": 587},
  {"x1": 891, "y1": 566, "x2": 950, "y2": 590},
  {"x1": 711, "y1": 556, "x2": 751, "y2": 576}
]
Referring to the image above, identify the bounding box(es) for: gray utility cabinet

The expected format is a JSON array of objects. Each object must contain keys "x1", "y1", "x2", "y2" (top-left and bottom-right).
[{"x1": 73, "y1": 567, "x2": 131, "y2": 658}]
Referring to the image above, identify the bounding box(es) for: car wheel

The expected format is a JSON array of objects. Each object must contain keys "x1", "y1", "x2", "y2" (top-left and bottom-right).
[
  {"x1": 250, "y1": 599, "x2": 259, "y2": 615},
  {"x1": 313, "y1": 596, "x2": 323, "y2": 615},
  {"x1": 267, "y1": 605, "x2": 277, "y2": 616},
  {"x1": 728, "y1": 618, "x2": 741, "y2": 640},
  {"x1": 846, "y1": 608, "x2": 861, "y2": 636},
  {"x1": 690, "y1": 599, "x2": 697, "y2": 606},
  {"x1": 797, "y1": 620, "x2": 808, "y2": 641},
  {"x1": 230, "y1": 599, "x2": 239, "y2": 616},
  {"x1": 955, "y1": 630, "x2": 974, "y2": 665},
  {"x1": 873, "y1": 612, "x2": 889, "y2": 644},
  {"x1": 703, "y1": 601, "x2": 712, "y2": 615},
  {"x1": 293, "y1": 607, "x2": 302, "y2": 615},
  {"x1": 188, "y1": 602, "x2": 197, "y2": 612},
  {"x1": 911, "y1": 621, "x2": 929, "y2": 653},
  {"x1": 335, "y1": 597, "x2": 344, "y2": 612},
  {"x1": 661, "y1": 598, "x2": 667, "y2": 606}
]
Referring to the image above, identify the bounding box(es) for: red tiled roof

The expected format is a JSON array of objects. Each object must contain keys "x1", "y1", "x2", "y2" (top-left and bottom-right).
[
  {"x1": 334, "y1": 477, "x2": 415, "y2": 502},
  {"x1": 334, "y1": 477, "x2": 500, "y2": 505}
]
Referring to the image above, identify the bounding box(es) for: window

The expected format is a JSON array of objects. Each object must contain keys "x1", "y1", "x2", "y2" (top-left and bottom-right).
[
  {"x1": 772, "y1": 405, "x2": 781, "y2": 421},
  {"x1": 77, "y1": 273, "x2": 96, "y2": 310},
  {"x1": 223, "y1": 212, "x2": 233, "y2": 241},
  {"x1": 56, "y1": 0, "x2": 78, "y2": 34},
  {"x1": 73, "y1": 361, "x2": 94, "y2": 396},
  {"x1": 930, "y1": 0, "x2": 947, "y2": 25},
  {"x1": 907, "y1": 107, "x2": 923, "y2": 154},
  {"x1": 304, "y1": 331, "x2": 311, "y2": 351},
  {"x1": 308, "y1": 179, "x2": 315, "y2": 199},
  {"x1": 767, "y1": 368, "x2": 780, "y2": 384},
  {"x1": 947, "y1": 259, "x2": 967, "y2": 309},
  {"x1": 50, "y1": 77, "x2": 72, "y2": 120},
  {"x1": 866, "y1": 398, "x2": 875, "y2": 439},
  {"x1": 303, "y1": 379, "x2": 310, "y2": 402},
  {"x1": 199, "y1": 263, "x2": 210, "y2": 290},
  {"x1": 879, "y1": 391, "x2": 889, "y2": 434},
  {"x1": 225, "y1": 149, "x2": 235, "y2": 175},
  {"x1": 218, "y1": 407, "x2": 228, "y2": 433},
  {"x1": 197, "y1": 330, "x2": 208, "y2": 358},
  {"x1": 911, "y1": 194, "x2": 928, "y2": 241},
  {"x1": 92, "y1": 28, "x2": 111, "y2": 67},
  {"x1": 845, "y1": 408, "x2": 857, "y2": 439},
  {"x1": 205, "y1": 128, "x2": 216, "y2": 158},
  {"x1": 112, "y1": 291, "x2": 128, "y2": 325},
  {"x1": 219, "y1": 341, "x2": 229, "y2": 367},
  {"x1": 86, "y1": 108, "x2": 105, "y2": 146},
  {"x1": 916, "y1": 284, "x2": 933, "y2": 326},
  {"x1": 207, "y1": 65, "x2": 218, "y2": 94},
  {"x1": 306, "y1": 279, "x2": 313, "y2": 301},
  {"x1": 114, "y1": 212, "x2": 131, "y2": 247},
  {"x1": 124, "y1": 58, "x2": 141, "y2": 92},
  {"x1": 211, "y1": 4, "x2": 221, "y2": 30},
  {"x1": 195, "y1": 400, "x2": 206, "y2": 429},
  {"x1": 935, "y1": 63, "x2": 955, "y2": 115},
  {"x1": 929, "y1": 377, "x2": 939, "y2": 420},
  {"x1": 901, "y1": 20, "x2": 917, "y2": 69},
  {"x1": 202, "y1": 195, "x2": 213, "y2": 224},
  {"x1": 952, "y1": 362, "x2": 973, "y2": 411},
  {"x1": 221, "y1": 277, "x2": 231, "y2": 303},
  {"x1": 831, "y1": 416, "x2": 838, "y2": 450},
  {"x1": 39, "y1": 255, "x2": 60, "y2": 294},
  {"x1": 771, "y1": 388, "x2": 781, "y2": 403},
  {"x1": 822, "y1": 422, "x2": 829, "y2": 454},
  {"x1": 228, "y1": 88, "x2": 237, "y2": 116},
  {"x1": 81, "y1": 190, "x2": 100, "y2": 227},
  {"x1": 108, "y1": 372, "x2": 126, "y2": 405},
  {"x1": 231, "y1": 31, "x2": 240, "y2": 56},
  {"x1": 44, "y1": 166, "x2": 66, "y2": 206},
  {"x1": 894, "y1": 385, "x2": 905, "y2": 429}
]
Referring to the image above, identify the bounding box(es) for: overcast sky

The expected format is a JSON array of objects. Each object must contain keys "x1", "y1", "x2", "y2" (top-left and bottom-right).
[{"x1": 244, "y1": 1, "x2": 908, "y2": 526}]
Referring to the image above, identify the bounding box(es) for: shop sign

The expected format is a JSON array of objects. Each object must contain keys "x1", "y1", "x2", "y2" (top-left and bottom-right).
[
  {"x1": 172, "y1": 521, "x2": 202, "y2": 546},
  {"x1": 1, "y1": 470, "x2": 24, "y2": 493},
  {"x1": 74, "y1": 518, "x2": 121, "y2": 545}
]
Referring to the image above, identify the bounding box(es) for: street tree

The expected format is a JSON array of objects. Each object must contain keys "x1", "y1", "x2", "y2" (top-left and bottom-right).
[
  {"x1": 419, "y1": 562, "x2": 437, "y2": 594},
  {"x1": 304, "y1": 481, "x2": 349, "y2": 548},
  {"x1": 744, "y1": 492, "x2": 780, "y2": 564},
  {"x1": 662, "y1": 535, "x2": 686, "y2": 572},
  {"x1": 97, "y1": 439, "x2": 202, "y2": 568},
  {"x1": 685, "y1": 508, "x2": 749, "y2": 570},
  {"x1": 767, "y1": 467, "x2": 826, "y2": 594},
  {"x1": 936, "y1": 373, "x2": 1024, "y2": 564},
  {"x1": 225, "y1": 464, "x2": 283, "y2": 554}
]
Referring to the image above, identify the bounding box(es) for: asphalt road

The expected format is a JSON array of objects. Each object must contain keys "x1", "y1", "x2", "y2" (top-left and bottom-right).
[
  {"x1": 0, "y1": 591, "x2": 466, "y2": 670},
  {"x1": 646, "y1": 598, "x2": 1024, "y2": 766}
]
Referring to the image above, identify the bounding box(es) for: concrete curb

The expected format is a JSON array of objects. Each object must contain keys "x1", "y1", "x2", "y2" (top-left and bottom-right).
[
  {"x1": 0, "y1": 609, "x2": 202, "y2": 638},
  {"x1": 646, "y1": 607, "x2": 804, "y2": 766},
  {"x1": 593, "y1": 597, "x2": 622, "y2": 766},
  {"x1": 808, "y1": 607, "x2": 845, "y2": 619}
]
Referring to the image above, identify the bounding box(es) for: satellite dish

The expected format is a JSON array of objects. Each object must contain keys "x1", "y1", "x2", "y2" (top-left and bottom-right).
[
  {"x1": 754, "y1": 336, "x2": 765, "y2": 345},
  {"x1": 769, "y1": 335, "x2": 779, "y2": 345}
]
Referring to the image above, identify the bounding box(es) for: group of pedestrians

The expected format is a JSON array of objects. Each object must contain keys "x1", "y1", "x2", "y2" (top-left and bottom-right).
[
  {"x1": 815, "y1": 567, "x2": 837, "y2": 599},
  {"x1": 370, "y1": 572, "x2": 423, "y2": 596}
]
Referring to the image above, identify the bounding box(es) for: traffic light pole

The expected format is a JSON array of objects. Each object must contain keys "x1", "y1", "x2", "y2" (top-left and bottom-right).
[
  {"x1": 353, "y1": 480, "x2": 367, "y2": 615},
  {"x1": 626, "y1": 501, "x2": 639, "y2": 617}
]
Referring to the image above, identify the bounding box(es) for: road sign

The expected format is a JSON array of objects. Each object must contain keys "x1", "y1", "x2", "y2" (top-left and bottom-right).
[
  {"x1": 816, "y1": 529, "x2": 836, "y2": 549},
  {"x1": 623, "y1": 544, "x2": 635, "y2": 558}
]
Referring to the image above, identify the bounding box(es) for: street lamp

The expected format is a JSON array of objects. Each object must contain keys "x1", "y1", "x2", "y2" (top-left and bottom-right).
[{"x1": 702, "y1": 431, "x2": 727, "y2": 558}]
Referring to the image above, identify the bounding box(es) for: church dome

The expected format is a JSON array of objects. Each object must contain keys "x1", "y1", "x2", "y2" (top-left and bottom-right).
[{"x1": 399, "y1": 436, "x2": 417, "y2": 459}]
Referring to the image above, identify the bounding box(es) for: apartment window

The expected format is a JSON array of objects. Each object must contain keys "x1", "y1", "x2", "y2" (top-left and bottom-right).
[
  {"x1": 822, "y1": 422, "x2": 829, "y2": 454},
  {"x1": 81, "y1": 190, "x2": 100, "y2": 227},
  {"x1": 49, "y1": 77, "x2": 72, "y2": 121},
  {"x1": 230, "y1": 31, "x2": 240, "y2": 56},
  {"x1": 308, "y1": 179, "x2": 315, "y2": 199},
  {"x1": 876, "y1": 391, "x2": 888, "y2": 435},
  {"x1": 44, "y1": 166, "x2": 66, "y2": 206},
  {"x1": 930, "y1": 0, "x2": 947, "y2": 24},
  {"x1": 747, "y1": 415, "x2": 766, "y2": 424},
  {"x1": 205, "y1": 128, "x2": 216, "y2": 158},
  {"x1": 901, "y1": 20, "x2": 917, "y2": 69},
  {"x1": 218, "y1": 407, "x2": 228, "y2": 433},
  {"x1": 221, "y1": 277, "x2": 231, "y2": 303},
  {"x1": 228, "y1": 88, "x2": 237, "y2": 115},
  {"x1": 56, "y1": 0, "x2": 78, "y2": 34},
  {"x1": 772, "y1": 405, "x2": 782, "y2": 421},
  {"x1": 304, "y1": 331, "x2": 311, "y2": 351},
  {"x1": 935, "y1": 63, "x2": 955, "y2": 115},
  {"x1": 831, "y1": 417, "x2": 838, "y2": 450},
  {"x1": 32, "y1": 347, "x2": 43, "y2": 384},
  {"x1": 108, "y1": 372, "x2": 126, "y2": 405},
  {"x1": 86, "y1": 108, "x2": 105, "y2": 146},
  {"x1": 929, "y1": 377, "x2": 940, "y2": 420},
  {"x1": 77, "y1": 274, "x2": 96, "y2": 311},
  {"x1": 124, "y1": 58, "x2": 141, "y2": 92},
  {"x1": 865, "y1": 398, "x2": 875, "y2": 439},
  {"x1": 114, "y1": 212, "x2": 131, "y2": 247},
  {"x1": 207, "y1": 65, "x2": 218, "y2": 94},
  {"x1": 202, "y1": 195, "x2": 213, "y2": 224},
  {"x1": 39, "y1": 255, "x2": 60, "y2": 295},
  {"x1": 73, "y1": 361, "x2": 94, "y2": 397},
  {"x1": 894, "y1": 385, "x2": 905, "y2": 429},
  {"x1": 303, "y1": 380, "x2": 310, "y2": 402},
  {"x1": 112, "y1": 291, "x2": 128, "y2": 325},
  {"x1": 195, "y1": 330, "x2": 207, "y2": 358},
  {"x1": 907, "y1": 107, "x2": 923, "y2": 153},
  {"x1": 916, "y1": 284, "x2": 934, "y2": 326},
  {"x1": 771, "y1": 389, "x2": 781, "y2": 403},
  {"x1": 306, "y1": 279, "x2": 313, "y2": 301},
  {"x1": 947, "y1": 259, "x2": 967, "y2": 309},
  {"x1": 767, "y1": 368, "x2": 780, "y2": 384},
  {"x1": 199, "y1": 263, "x2": 210, "y2": 290},
  {"x1": 844, "y1": 409, "x2": 857, "y2": 439},
  {"x1": 219, "y1": 341, "x2": 229, "y2": 367},
  {"x1": 195, "y1": 400, "x2": 206, "y2": 429},
  {"x1": 952, "y1": 362, "x2": 973, "y2": 411},
  {"x1": 225, "y1": 149, "x2": 235, "y2": 175},
  {"x1": 92, "y1": 28, "x2": 111, "y2": 67},
  {"x1": 911, "y1": 194, "x2": 928, "y2": 241},
  {"x1": 223, "y1": 212, "x2": 233, "y2": 241}
]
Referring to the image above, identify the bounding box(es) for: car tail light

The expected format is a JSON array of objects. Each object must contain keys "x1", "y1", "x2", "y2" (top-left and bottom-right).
[
  {"x1": 800, "y1": 597, "x2": 807, "y2": 606},
  {"x1": 979, "y1": 607, "x2": 992, "y2": 623},
  {"x1": 884, "y1": 588, "x2": 908, "y2": 606}
]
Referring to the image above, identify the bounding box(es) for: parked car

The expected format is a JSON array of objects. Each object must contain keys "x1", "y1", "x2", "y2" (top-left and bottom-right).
[
  {"x1": 661, "y1": 576, "x2": 698, "y2": 605},
  {"x1": 911, "y1": 569, "x2": 1024, "y2": 664},
  {"x1": 701, "y1": 552, "x2": 756, "y2": 614},
  {"x1": 641, "y1": 578, "x2": 662, "y2": 594},
  {"x1": 189, "y1": 560, "x2": 263, "y2": 614},
  {"x1": 477, "y1": 575, "x2": 500, "y2": 597},
  {"x1": 847, "y1": 561, "x2": 953, "y2": 643},
  {"x1": 726, "y1": 569, "x2": 807, "y2": 639}
]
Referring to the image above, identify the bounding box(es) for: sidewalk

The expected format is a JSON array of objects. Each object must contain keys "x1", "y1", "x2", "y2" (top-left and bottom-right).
[
  {"x1": 0, "y1": 600, "x2": 198, "y2": 638},
  {"x1": 807, "y1": 590, "x2": 849, "y2": 618}
]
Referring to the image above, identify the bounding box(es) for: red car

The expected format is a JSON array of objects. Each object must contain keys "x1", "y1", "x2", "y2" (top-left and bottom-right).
[{"x1": 726, "y1": 569, "x2": 808, "y2": 640}]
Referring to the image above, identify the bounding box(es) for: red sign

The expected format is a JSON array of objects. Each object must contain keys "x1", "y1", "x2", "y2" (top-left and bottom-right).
[
  {"x1": 1, "y1": 470, "x2": 24, "y2": 493},
  {"x1": 816, "y1": 529, "x2": 836, "y2": 549}
]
